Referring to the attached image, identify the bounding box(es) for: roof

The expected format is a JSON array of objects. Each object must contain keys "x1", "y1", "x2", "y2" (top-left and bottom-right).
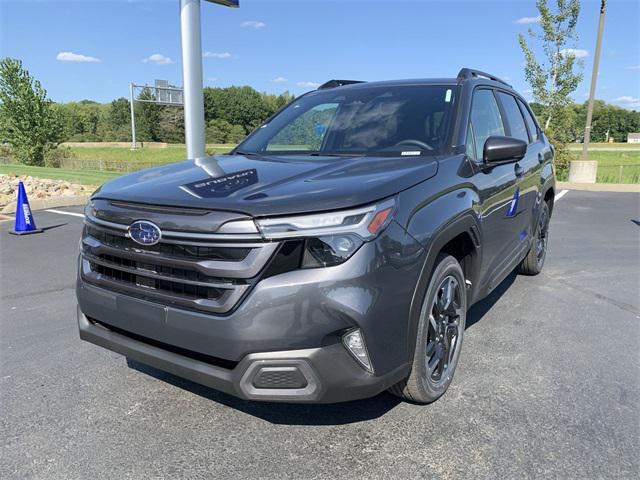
[{"x1": 627, "y1": 133, "x2": 640, "y2": 139}]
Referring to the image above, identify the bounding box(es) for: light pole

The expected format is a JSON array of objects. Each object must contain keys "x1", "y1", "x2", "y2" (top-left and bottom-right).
[
  {"x1": 570, "y1": 0, "x2": 606, "y2": 183},
  {"x1": 179, "y1": 0, "x2": 238, "y2": 160}
]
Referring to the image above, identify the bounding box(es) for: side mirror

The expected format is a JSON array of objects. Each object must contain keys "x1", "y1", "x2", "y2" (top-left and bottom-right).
[{"x1": 483, "y1": 136, "x2": 527, "y2": 165}]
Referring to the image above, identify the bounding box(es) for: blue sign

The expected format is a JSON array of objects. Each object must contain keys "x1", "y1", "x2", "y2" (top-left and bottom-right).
[
  {"x1": 207, "y1": 0, "x2": 239, "y2": 7},
  {"x1": 506, "y1": 187, "x2": 520, "y2": 218}
]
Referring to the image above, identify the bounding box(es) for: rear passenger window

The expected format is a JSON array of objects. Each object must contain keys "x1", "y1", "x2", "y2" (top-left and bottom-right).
[
  {"x1": 496, "y1": 92, "x2": 529, "y2": 143},
  {"x1": 517, "y1": 98, "x2": 539, "y2": 142},
  {"x1": 469, "y1": 89, "x2": 505, "y2": 161}
]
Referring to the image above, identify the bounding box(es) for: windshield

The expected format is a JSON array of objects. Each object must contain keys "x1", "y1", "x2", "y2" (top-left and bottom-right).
[{"x1": 237, "y1": 84, "x2": 457, "y2": 157}]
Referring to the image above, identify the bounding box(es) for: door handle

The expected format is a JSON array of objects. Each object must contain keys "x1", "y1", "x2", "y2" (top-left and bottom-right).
[{"x1": 515, "y1": 163, "x2": 524, "y2": 177}]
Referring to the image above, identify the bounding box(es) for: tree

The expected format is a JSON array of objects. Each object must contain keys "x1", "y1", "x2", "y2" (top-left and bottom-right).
[
  {"x1": 0, "y1": 57, "x2": 63, "y2": 165},
  {"x1": 204, "y1": 86, "x2": 273, "y2": 132},
  {"x1": 134, "y1": 88, "x2": 162, "y2": 142},
  {"x1": 519, "y1": 0, "x2": 583, "y2": 133},
  {"x1": 108, "y1": 97, "x2": 132, "y2": 142}
]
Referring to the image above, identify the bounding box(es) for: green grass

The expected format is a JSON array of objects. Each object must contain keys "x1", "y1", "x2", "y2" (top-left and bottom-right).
[
  {"x1": 567, "y1": 142, "x2": 640, "y2": 150},
  {"x1": 63, "y1": 144, "x2": 237, "y2": 172},
  {"x1": 561, "y1": 150, "x2": 640, "y2": 183},
  {"x1": 68, "y1": 144, "x2": 236, "y2": 163},
  {"x1": 0, "y1": 164, "x2": 119, "y2": 186}
]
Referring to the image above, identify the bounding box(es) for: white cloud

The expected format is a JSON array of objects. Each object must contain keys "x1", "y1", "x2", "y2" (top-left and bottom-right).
[
  {"x1": 203, "y1": 52, "x2": 236, "y2": 59},
  {"x1": 143, "y1": 53, "x2": 174, "y2": 65},
  {"x1": 613, "y1": 96, "x2": 640, "y2": 108},
  {"x1": 241, "y1": 20, "x2": 266, "y2": 29},
  {"x1": 625, "y1": 65, "x2": 640, "y2": 70},
  {"x1": 271, "y1": 77, "x2": 288, "y2": 83},
  {"x1": 56, "y1": 51, "x2": 100, "y2": 63},
  {"x1": 515, "y1": 15, "x2": 541, "y2": 25},
  {"x1": 297, "y1": 81, "x2": 321, "y2": 88},
  {"x1": 560, "y1": 48, "x2": 589, "y2": 59}
]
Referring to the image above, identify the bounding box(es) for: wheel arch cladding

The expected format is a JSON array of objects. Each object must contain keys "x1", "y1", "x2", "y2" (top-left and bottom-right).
[{"x1": 406, "y1": 216, "x2": 480, "y2": 355}]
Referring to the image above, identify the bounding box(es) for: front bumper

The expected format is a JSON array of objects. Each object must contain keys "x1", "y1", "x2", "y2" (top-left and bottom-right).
[
  {"x1": 77, "y1": 221, "x2": 425, "y2": 403},
  {"x1": 79, "y1": 308, "x2": 408, "y2": 403}
]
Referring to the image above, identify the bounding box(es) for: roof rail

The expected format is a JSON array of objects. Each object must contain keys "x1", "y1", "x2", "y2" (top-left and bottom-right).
[
  {"x1": 457, "y1": 68, "x2": 511, "y2": 87},
  {"x1": 318, "y1": 79, "x2": 365, "y2": 90}
]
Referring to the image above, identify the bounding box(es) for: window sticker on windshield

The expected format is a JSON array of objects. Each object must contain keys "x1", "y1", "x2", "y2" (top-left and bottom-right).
[
  {"x1": 179, "y1": 169, "x2": 258, "y2": 198},
  {"x1": 401, "y1": 151, "x2": 421, "y2": 156},
  {"x1": 445, "y1": 89, "x2": 452, "y2": 103}
]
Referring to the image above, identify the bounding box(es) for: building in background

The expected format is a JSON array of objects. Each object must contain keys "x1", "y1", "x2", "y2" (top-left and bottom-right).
[{"x1": 627, "y1": 133, "x2": 640, "y2": 143}]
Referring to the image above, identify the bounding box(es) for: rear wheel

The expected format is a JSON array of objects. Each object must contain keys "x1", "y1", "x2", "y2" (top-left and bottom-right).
[
  {"x1": 517, "y1": 202, "x2": 550, "y2": 275},
  {"x1": 389, "y1": 255, "x2": 467, "y2": 404}
]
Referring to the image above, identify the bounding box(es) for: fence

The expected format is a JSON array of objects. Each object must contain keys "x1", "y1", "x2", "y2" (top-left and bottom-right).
[{"x1": 59, "y1": 158, "x2": 169, "y2": 173}]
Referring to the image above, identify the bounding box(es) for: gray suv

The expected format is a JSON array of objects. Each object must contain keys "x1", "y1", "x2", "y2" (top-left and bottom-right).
[{"x1": 77, "y1": 68, "x2": 555, "y2": 404}]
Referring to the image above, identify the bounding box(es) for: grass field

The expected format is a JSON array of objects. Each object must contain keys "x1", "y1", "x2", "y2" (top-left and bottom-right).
[
  {"x1": 567, "y1": 142, "x2": 640, "y2": 150},
  {"x1": 2, "y1": 146, "x2": 639, "y2": 185},
  {"x1": 0, "y1": 164, "x2": 119, "y2": 186},
  {"x1": 563, "y1": 150, "x2": 640, "y2": 183},
  {"x1": 68, "y1": 144, "x2": 235, "y2": 162}
]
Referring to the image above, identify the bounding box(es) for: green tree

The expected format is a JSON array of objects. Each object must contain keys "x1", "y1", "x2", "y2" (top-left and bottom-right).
[
  {"x1": 108, "y1": 97, "x2": 132, "y2": 141},
  {"x1": 519, "y1": 0, "x2": 583, "y2": 133},
  {"x1": 204, "y1": 86, "x2": 272, "y2": 132},
  {"x1": 0, "y1": 57, "x2": 63, "y2": 165},
  {"x1": 134, "y1": 88, "x2": 162, "y2": 143}
]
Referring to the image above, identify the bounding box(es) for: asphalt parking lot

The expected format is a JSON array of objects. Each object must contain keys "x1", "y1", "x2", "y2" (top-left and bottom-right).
[{"x1": 1, "y1": 190, "x2": 639, "y2": 479}]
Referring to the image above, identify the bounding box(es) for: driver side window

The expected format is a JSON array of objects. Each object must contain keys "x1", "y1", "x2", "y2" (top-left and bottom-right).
[{"x1": 467, "y1": 89, "x2": 505, "y2": 161}]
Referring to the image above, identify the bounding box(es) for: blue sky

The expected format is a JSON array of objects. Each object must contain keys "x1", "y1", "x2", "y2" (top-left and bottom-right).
[{"x1": 1, "y1": 0, "x2": 639, "y2": 108}]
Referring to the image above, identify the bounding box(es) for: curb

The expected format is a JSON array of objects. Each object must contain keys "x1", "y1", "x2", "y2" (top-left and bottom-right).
[
  {"x1": 1, "y1": 194, "x2": 90, "y2": 215},
  {"x1": 557, "y1": 182, "x2": 640, "y2": 193}
]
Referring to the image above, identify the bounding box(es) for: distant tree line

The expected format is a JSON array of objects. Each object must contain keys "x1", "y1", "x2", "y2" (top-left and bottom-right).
[
  {"x1": 529, "y1": 101, "x2": 640, "y2": 143},
  {"x1": 54, "y1": 86, "x2": 295, "y2": 145}
]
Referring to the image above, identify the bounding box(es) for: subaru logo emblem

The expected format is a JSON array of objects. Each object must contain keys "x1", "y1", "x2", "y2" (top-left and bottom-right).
[{"x1": 128, "y1": 220, "x2": 162, "y2": 246}]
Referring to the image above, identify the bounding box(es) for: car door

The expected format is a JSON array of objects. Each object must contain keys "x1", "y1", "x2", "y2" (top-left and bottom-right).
[
  {"x1": 467, "y1": 88, "x2": 523, "y2": 290},
  {"x1": 495, "y1": 91, "x2": 540, "y2": 244}
]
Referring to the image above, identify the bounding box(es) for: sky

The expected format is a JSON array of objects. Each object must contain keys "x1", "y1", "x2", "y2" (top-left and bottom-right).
[{"x1": 1, "y1": 0, "x2": 639, "y2": 109}]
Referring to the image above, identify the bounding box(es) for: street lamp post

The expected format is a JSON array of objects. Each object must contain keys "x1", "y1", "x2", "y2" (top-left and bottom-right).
[
  {"x1": 179, "y1": 0, "x2": 238, "y2": 160},
  {"x1": 570, "y1": 0, "x2": 606, "y2": 183}
]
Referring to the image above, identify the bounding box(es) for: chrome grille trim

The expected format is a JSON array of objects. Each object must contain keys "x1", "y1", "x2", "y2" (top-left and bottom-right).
[{"x1": 85, "y1": 214, "x2": 263, "y2": 241}]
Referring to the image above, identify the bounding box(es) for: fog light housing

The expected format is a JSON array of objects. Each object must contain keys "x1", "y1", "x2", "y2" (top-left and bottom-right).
[{"x1": 342, "y1": 329, "x2": 373, "y2": 373}]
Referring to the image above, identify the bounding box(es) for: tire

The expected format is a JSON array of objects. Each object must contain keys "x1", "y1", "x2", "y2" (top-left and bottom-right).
[
  {"x1": 389, "y1": 254, "x2": 467, "y2": 404},
  {"x1": 517, "y1": 202, "x2": 550, "y2": 276}
]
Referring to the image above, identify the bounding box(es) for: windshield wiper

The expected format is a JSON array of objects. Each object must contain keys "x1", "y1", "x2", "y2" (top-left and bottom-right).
[
  {"x1": 308, "y1": 152, "x2": 363, "y2": 157},
  {"x1": 233, "y1": 150, "x2": 262, "y2": 157}
]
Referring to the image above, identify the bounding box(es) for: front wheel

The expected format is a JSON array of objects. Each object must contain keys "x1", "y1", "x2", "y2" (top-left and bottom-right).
[
  {"x1": 517, "y1": 202, "x2": 550, "y2": 276},
  {"x1": 389, "y1": 255, "x2": 467, "y2": 404}
]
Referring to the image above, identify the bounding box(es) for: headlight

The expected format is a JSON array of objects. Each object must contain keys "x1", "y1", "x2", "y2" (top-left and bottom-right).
[
  {"x1": 255, "y1": 198, "x2": 396, "y2": 241},
  {"x1": 256, "y1": 198, "x2": 396, "y2": 272}
]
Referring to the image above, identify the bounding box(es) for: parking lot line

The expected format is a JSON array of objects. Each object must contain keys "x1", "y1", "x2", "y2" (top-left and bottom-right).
[
  {"x1": 44, "y1": 208, "x2": 85, "y2": 218},
  {"x1": 555, "y1": 189, "x2": 569, "y2": 201}
]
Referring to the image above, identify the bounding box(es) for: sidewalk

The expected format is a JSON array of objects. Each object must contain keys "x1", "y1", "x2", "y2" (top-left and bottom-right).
[{"x1": 557, "y1": 182, "x2": 640, "y2": 193}]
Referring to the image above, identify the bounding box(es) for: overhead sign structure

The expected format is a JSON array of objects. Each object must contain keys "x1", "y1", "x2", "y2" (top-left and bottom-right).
[
  {"x1": 181, "y1": 0, "x2": 239, "y2": 160},
  {"x1": 129, "y1": 80, "x2": 183, "y2": 150},
  {"x1": 207, "y1": 0, "x2": 239, "y2": 6}
]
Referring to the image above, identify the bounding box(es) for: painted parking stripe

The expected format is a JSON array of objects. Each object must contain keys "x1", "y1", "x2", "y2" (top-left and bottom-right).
[
  {"x1": 45, "y1": 209, "x2": 85, "y2": 218},
  {"x1": 556, "y1": 190, "x2": 569, "y2": 201}
]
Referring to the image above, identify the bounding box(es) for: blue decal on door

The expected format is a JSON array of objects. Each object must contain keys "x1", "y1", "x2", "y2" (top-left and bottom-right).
[{"x1": 506, "y1": 187, "x2": 520, "y2": 217}]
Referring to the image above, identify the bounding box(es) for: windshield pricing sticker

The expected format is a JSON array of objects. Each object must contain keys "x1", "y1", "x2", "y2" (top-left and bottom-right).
[{"x1": 180, "y1": 169, "x2": 259, "y2": 198}]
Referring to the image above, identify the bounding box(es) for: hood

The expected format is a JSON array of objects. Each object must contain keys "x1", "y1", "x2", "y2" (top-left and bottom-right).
[{"x1": 92, "y1": 153, "x2": 439, "y2": 217}]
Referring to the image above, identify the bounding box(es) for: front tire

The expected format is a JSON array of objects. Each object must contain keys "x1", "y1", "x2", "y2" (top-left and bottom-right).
[{"x1": 389, "y1": 255, "x2": 467, "y2": 404}]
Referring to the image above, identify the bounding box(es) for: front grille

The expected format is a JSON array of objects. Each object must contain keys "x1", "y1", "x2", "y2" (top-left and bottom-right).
[
  {"x1": 85, "y1": 226, "x2": 251, "y2": 261},
  {"x1": 80, "y1": 216, "x2": 278, "y2": 314}
]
